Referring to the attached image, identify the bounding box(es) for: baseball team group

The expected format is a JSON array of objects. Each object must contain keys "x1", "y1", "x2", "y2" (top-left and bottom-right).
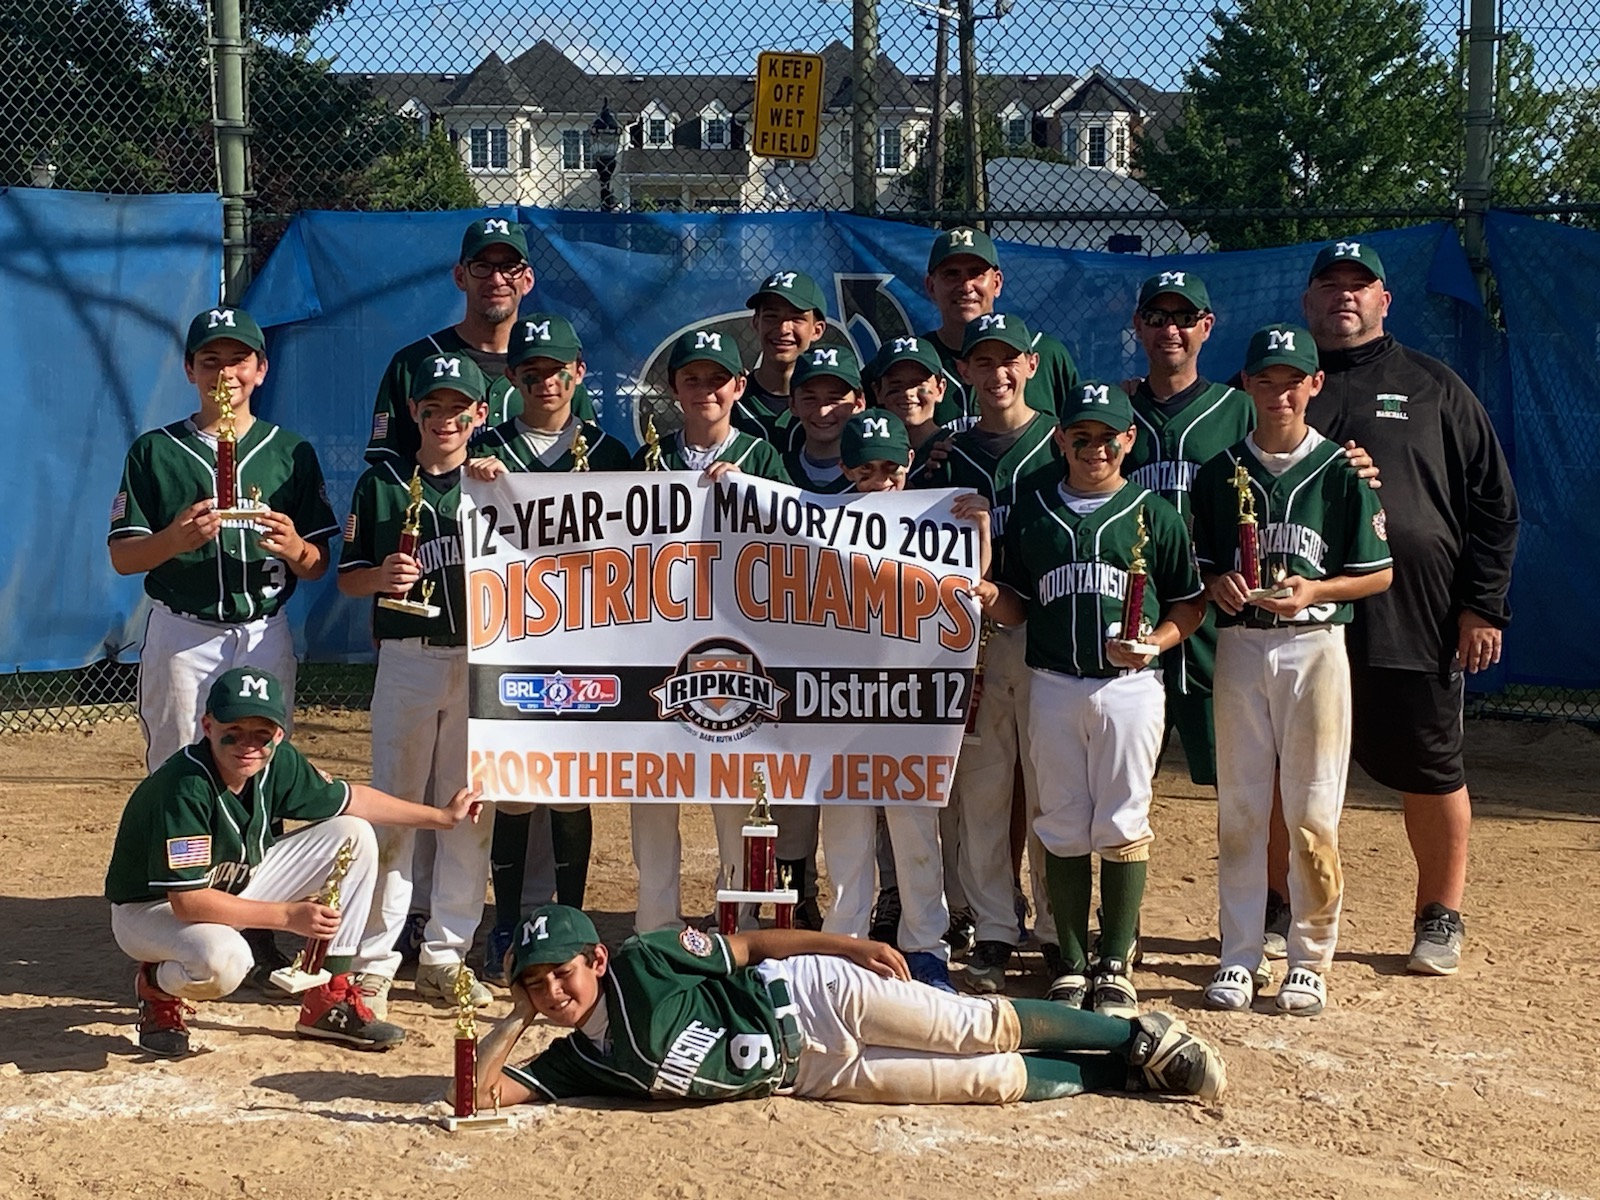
[{"x1": 97, "y1": 215, "x2": 1516, "y2": 1111}]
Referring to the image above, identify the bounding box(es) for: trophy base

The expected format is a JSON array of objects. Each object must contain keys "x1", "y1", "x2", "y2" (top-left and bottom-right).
[
  {"x1": 442, "y1": 1113, "x2": 513, "y2": 1133},
  {"x1": 269, "y1": 966, "x2": 332, "y2": 995},
  {"x1": 377, "y1": 597, "x2": 442, "y2": 617},
  {"x1": 1111, "y1": 638, "x2": 1161, "y2": 657},
  {"x1": 1246, "y1": 586, "x2": 1294, "y2": 601},
  {"x1": 962, "y1": 732, "x2": 981, "y2": 746},
  {"x1": 213, "y1": 507, "x2": 265, "y2": 528},
  {"x1": 716, "y1": 888, "x2": 800, "y2": 906}
]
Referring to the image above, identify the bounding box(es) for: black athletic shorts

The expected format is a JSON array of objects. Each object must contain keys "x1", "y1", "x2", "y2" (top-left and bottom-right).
[
  {"x1": 1349, "y1": 664, "x2": 1465, "y2": 795},
  {"x1": 1166, "y1": 688, "x2": 1217, "y2": 788}
]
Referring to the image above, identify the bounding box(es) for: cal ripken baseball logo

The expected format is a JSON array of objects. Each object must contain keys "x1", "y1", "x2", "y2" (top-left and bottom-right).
[{"x1": 651, "y1": 637, "x2": 789, "y2": 741}]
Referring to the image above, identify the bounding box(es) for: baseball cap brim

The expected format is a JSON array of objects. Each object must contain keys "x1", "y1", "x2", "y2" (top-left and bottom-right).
[{"x1": 508, "y1": 905, "x2": 601, "y2": 979}]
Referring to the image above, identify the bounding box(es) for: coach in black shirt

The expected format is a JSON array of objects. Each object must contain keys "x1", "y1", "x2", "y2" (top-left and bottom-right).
[{"x1": 1300, "y1": 240, "x2": 1518, "y2": 976}]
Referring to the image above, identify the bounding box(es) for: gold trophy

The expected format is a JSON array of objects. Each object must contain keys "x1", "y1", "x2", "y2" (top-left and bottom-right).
[
  {"x1": 642, "y1": 416, "x2": 664, "y2": 471},
  {"x1": 963, "y1": 618, "x2": 994, "y2": 745},
  {"x1": 377, "y1": 467, "x2": 441, "y2": 618},
  {"x1": 1231, "y1": 464, "x2": 1291, "y2": 600},
  {"x1": 1111, "y1": 508, "x2": 1160, "y2": 657},
  {"x1": 211, "y1": 376, "x2": 264, "y2": 527},
  {"x1": 715, "y1": 768, "x2": 797, "y2": 933},
  {"x1": 270, "y1": 839, "x2": 356, "y2": 994},
  {"x1": 572, "y1": 428, "x2": 590, "y2": 472},
  {"x1": 444, "y1": 968, "x2": 511, "y2": 1132}
]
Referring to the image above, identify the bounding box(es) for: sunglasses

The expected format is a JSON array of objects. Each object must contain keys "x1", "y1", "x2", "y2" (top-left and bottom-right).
[{"x1": 1138, "y1": 308, "x2": 1206, "y2": 329}]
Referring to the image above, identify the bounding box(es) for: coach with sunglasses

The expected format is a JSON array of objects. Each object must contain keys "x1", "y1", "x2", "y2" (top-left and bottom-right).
[{"x1": 364, "y1": 217, "x2": 596, "y2": 467}]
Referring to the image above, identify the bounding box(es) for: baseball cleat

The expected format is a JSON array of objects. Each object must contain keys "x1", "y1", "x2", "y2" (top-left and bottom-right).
[
  {"x1": 295, "y1": 974, "x2": 406, "y2": 1050},
  {"x1": 1128, "y1": 1012, "x2": 1227, "y2": 1103},
  {"x1": 241, "y1": 929, "x2": 293, "y2": 993},
  {"x1": 393, "y1": 910, "x2": 427, "y2": 965},
  {"x1": 1263, "y1": 890, "x2": 1290, "y2": 961},
  {"x1": 349, "y1": 972, "x2": 393, "y2": 1021},
  {"x1": 1045, "y1": 972, "x2": 1090, "y2": 1008},
  {"x1": 869, "y1": 887, "x2": 902, "y2": 948},
  {"x1": 1091, "y1": 959, "x2": 1139, "y2": 1020},
  {"x1": 942, "y1": 909, "x2": 977, "y2": 959},
  {"x1": 1407, "y1": 903, "x2": 1464, "y2": 976},
  {"x1": 963, "y1": 940, "x2": 1012, "y2": 994},
  {"x1": 793, "y1": 897, "x2": 825, "y2": 932},
  {"x1": 135, "y1": 964, "x2": 193, "y2": 1058},
  {"x1": 416, "y1": 963, "x2": 493, "y2": 1008}
]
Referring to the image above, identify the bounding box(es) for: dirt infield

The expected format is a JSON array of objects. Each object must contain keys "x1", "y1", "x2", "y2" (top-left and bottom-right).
[{"x1": 2, "y1": 714, "x2": 1597, "y2": 1199}]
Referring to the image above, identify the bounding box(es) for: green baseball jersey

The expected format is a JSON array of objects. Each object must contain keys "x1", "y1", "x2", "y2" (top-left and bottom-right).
[
  {"x1": 503, "y1": 929, "x2": 792, "y2": 1101},
  {"x1": 733, "y1": 380, "x2": 803, "y2": 452},
  {"x1": 339, "y1": 460, "x2": 470, "y2": 644},
  {"x1": 1125, "y1": 379, "x2": 1254, "y2": 698},
  {"x1": 906, "y1": 425, "x2": 953, "y2": 488},
  {"x1": 365, "y1": 327, "x2": 597, "y2": 465},
  {"x1": 109, "y1": 419, "x2": 339, "y2": 622},
  {"x1": 104, "y1": 738, "x2": 349, "y2": 904},
  {"x1": 475, "y1": 417, "x2": 633, "y2": 474},
  {"x1": 1190, "y1": 434, "x2": 1393, "y2": 630},
  {"x1": 629, "y1": 429, "x2": 793, "y2": 484},
  {"x1": 918, "y1": 327, "x2": 1079, "y2": 429},
  {"x1": 781, "y1": 446, "x2": 854, "y2": 494},
  {"x1": 933, "y1": 411, "x2": 1061, "y2": 546},
  {"x1": 1001, "y1": 484, "x2": 1202, "y2": 678}
]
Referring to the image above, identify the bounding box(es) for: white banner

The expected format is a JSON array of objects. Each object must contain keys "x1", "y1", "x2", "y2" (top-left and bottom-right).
[{"x1": 463, "y1": 471, "x2": 981, "y2": 806}]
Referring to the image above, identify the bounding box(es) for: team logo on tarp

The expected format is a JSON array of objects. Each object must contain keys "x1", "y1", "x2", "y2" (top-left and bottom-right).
[{"x1": 651, "y1": 638, "x2": 788, "y2": 741}]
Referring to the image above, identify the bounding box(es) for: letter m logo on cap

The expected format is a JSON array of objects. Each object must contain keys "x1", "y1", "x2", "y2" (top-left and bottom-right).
[
  {"x1": 891, "y1": 337, "x2": 919, "y2": 353},
  {"x1": 239, "y1": 674, "x2": 269, "y2": 700},
  {"x1": 1082, "y1": 384, "x2": 1110, "y2": 404},
  {"x1": 978, "y1": 314, "x2": 1006, "y2": 331},
  {"x1": 208, "y1": 308, "x2": 237, "y2": 329},
  {"x1": 767, "y1": 271, "x2": 797, "y2": 289},
  {"x1": 1267, "y1": 329, "x2": 1296, "y2": 351},
  {"x1": 484, "y1": 218, "x2": 511, "y2": 234},
  {"x1": 525, "y1": 320, "x2": 551, "y2": 341},
  {"x1": 812, "y1": 347, "x2": 839, "y2": 366},
  {"x1": 1158, "y1": 271, "x2": 1186, "y2": 286},
  {"x1": 1334, "y1": 241, "x2": 1362, "y2": 258},
  {"x1": 949, "y1": 230, "x2": 974, "y2": 247},
  {"x1": 433, "y1": 355, "x2": 463, "y2": 377},
  {"x1": 694, "y1": 331, "x2": 722, "y2": 351}
]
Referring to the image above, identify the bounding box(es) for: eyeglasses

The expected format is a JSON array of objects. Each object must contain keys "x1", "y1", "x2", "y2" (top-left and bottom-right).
[
  {"x1": 1138, "y1": 308, "x2": 1205, "y2": 329},
  {"x1": 465, "y1": 259, "x2": 530, "y2": 280}
]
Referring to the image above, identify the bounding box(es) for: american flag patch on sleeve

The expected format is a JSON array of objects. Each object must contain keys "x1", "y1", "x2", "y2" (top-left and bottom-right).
[
  {"x1": 372, "y1": 412, "x2": 389, "y2": 440},
  {"x1": 165, "y1": 836, "x2": 212, "y2": 869},
  {"x1": 110, "y1": 492, "x2": 127, "y2": 522},
  {"x1": 344, "y1": 512, "x2": 357, "y2": 541}
]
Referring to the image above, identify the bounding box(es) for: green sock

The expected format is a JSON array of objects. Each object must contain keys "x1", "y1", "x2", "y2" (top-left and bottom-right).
[
  {"x1": 1098, "y1": 859, "x2": 1147, "y2": 963},
  {"x1": 1012, "y1": 998, "x2": 1135, "y2": 1052},
  {"x1": 1044, "y1": 852, "x2": 1093, "y2": 970},
  {"x1": 550, "y1": 808, "x2": 593, "y2": 908},
  {"x1": 490, "y1": 809, "x2": 532, "y2": 930},
  {"x1": 323, "y1": 954, "x2": 354, "y2": 976},
  {"x1": 1021, "y1": 1053, "x2": 1128, "y2": 1100}
]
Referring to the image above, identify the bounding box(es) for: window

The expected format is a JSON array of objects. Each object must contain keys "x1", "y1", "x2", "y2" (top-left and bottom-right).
[
  {"x1": 1006, "y1": 115, "x2": 1029, "y2": 147},
  {"x1": 1086, "y1": 124, "x2": 1107, "y2": 168},
  {"x1": 561, "y1": 129, "x2": 594, "y2": 171},
  {"x1": 647, "y1": 118, "x2": 669, "y2": 146},
  {"x1": 1115, "y1": 124, "x2": 1128, "y2": 169},
  {"x1": 877, "y1": 123, "x2": 902, "y2": 171},
  {"x1": 520, "y1": 128, "x2": 531, "y2": 169},
  {"x1": 705, "y1": 117, "x2": 728, "y2": 148},
  {"x1": 469, "y1": 125, "x2": 508, "y2": 170},
  {"x1": 839, "y1": 126, "x2": 853, "y2": 158}
]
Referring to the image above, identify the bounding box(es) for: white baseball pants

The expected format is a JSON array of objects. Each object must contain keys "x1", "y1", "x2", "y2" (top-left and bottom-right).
[
  {"x1": 1213, "y1": 625, "x2": 1350, "y2": 973},
  {"x1": 137, "y1": 603, "x2": 296, "y2": 773},
  {"x1": 110, "y1": 815, "x2": 378, "y2": 999},
  {"x1": 820, "y1": 804, "x2": 950, "y2": 958},
  {"x1": 629, "y1": 803, "x2": 750, "y2": 933}
]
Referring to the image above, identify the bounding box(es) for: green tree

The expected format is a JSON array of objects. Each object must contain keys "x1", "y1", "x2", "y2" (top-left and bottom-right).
[
  {"x1": 364, "y1": 126, "x2": 479, "y2": 211},
  {"x1": 1139, "y1": 0, "x2": 1458, "y2": 249}
]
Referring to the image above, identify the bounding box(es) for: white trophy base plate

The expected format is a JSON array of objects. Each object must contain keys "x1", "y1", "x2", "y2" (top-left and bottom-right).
[
  {"x1": 377, "y1": 597, "x2": 442, "y2": 617},
  {"x1": 1111, "y1": 639, "x2": 1161, "y2": 657},
  {"x1": 443, "y1": 1113, "x2": 513, "y2": 1132},
  {"x1": 716, "y1": 889, "x2": 800, "y2": 906},
  {"x1": 1246, "y1": 586, "x2": 1293, "y2": 601},
  {"x1": 269, "y1": 966, "x2": 331, "y2": 995},
  {"x1": 214, "y1": 507, "x2": 265, "y2": 529}
]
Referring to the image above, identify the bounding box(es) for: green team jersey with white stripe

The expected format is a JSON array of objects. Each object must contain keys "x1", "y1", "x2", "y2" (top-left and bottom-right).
[
  {"x1": 933, "y1": 412, "x2": 1061, "y2": 582},
  {"x1": 340, "y1": 460, "x2": 470, "y2": 644},
  {"x1": 475, "y1": 417, "x2": 633, "y2": 473},
  {"x1": 781, "y1": 445, "x2": 854, "y2": 494},
  {"x1": 917, "y1": 328, "x2": 1080, "y2": 431},
  {"x1": 905, "y1": 425, "x2": 953, "y2": 488},
  {"x1": 503, "y1": 929, "x2": 792, "y2": 1101},
  {"x1": 629, "y1": 429, "x2": 793, "y2": 484},
  {"x1": 365, "y1": 326, "x2": 597, "y2": 465},
  {"x1": 1190, "y1": 434, "x2": 1393, "y2": 630},
  {"x1": 732, "y1": 380, "x2": 803, "y2": 452},
  {"x1": 109, "y1": 419, "x2": 339, "y2": 622},
  {"x1": 104, "y1": 739, "x2": 349, "y2": 904},
  {"x1": 1002, "y1": 483, "x2": 1202, "y2": 679}
]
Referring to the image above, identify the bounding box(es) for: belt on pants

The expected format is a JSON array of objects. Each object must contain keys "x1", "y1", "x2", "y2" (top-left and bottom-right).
[{"x1": 764, "y1": 976, "x2": 805, "y2": 1090}]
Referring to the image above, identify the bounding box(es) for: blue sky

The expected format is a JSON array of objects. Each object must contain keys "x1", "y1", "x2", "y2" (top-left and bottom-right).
[{"x1": 296, "y1": 0, "x2": 1593, "y2": 94}]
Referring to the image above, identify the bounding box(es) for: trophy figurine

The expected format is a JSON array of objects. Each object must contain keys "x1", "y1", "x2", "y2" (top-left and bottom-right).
[
  {"x1": 642, "y1": 415, "x2": 664, "y2": 472},
  {"x1": 377, "y1": 467, "x2": 441, "y2": 618},
  {"x1": 1231, "y1": 464, "x2": 1291, "y2": 600},
  {"x1": 572, "y1": 428, "x2": 591, "y2": 472},
  {"x1": 270, "y1": 838, "x2": 356, "y2": 993},
  {"x1": 443, "y1": 968, "x2": 511, "y2": 1132},
  {"x1": 211, "y1": 376, "x2": 264, "y2": 527},
  {"x1": 1111, "y1": 508, "x2": 1161, "y2": 657},
  {"x1": 714, "y1": 767, "x2": 797, "y2": 933},
  {"x1": 963, "y1": 618, "x2": 994, "y2": 745}
]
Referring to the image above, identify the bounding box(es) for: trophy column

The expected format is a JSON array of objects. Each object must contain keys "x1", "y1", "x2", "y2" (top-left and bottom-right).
[
  {"x1": 1111, "y1": 508, "x2": 1160, "y2": 657},
  {"x1": 270, "y1": 839, "x2": 356, "y2": 994},
  {"x1": 444, "y1": 968, "x2": 511, "y2": 1131},
  {"x1": 714, "y1": 769, "x2": 798, "y2": 933},
  {"x1": 377, "y1": 467, "x2": 441, "y2": 618}
]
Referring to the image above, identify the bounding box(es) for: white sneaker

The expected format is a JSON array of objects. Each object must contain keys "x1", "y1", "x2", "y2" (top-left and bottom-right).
[
  {"x1": 349, "y1": 972, "x2": 393, "y2": 1021},
  {"x1": 415, "y1": 963, "x2": 493, "y2": 1009}
]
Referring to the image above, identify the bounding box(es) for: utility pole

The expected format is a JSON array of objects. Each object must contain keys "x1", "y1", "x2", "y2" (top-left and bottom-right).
[
  {"x1": 1460, "y1": 0, "x2": 1497, "y2": 301},
  {"x1": 210, "y1": 0, "x2": 251, "y2": 304},
  {"x1": 852, "y1": 0, "x2": 879, "y2": 216},
  {"x1": 926, "y1": 10, "x2": 950, "y2": 222},
  {"x1": 958, "y1": 0, "x2": 986, "y2": 224}
]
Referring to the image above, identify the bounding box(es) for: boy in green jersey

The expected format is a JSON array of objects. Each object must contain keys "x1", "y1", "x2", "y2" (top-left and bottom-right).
[
  {"x1": 870, "y1": 335, "x2": 954, "y2": 487},
  {"x1": 734, "y1": 269, "x2": 828, "y2": 451},
  {"x1": 781, "y1": 344, "x2": 869, "y2": 493}
]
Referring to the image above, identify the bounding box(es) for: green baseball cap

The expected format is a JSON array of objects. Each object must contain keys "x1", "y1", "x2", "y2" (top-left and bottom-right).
[
  {"x1": 960, "y1": 312, "x2": 1034, "y2": 357},
  {"x1": 746, "y1": 269, "x2": 827, "y2": 318},
  {"x1": 869, "y1": 335, "x2": 943, "y2": 381},
  {"x1": 841, "y1": 410, "x2": 912, "y2": 468},
  {"x1": 1309, "y1": 239, "x2": 1386, "y2": 284},
  {"x1": 410, "y1": 352, "x2": 490, "y2": 403},
  {"x1": 1242, "y1": 323, "x2": 1321, "y2": 376},
  {"x1": 509, "y1": 905, "x2": 601, "y2": 978},
  {"x1": 668, "y1": 326, "x2": 745, "y2": 377},
  {"x1": 928, "y1": 226, "x2": 1000, "y2": 272},
  {"x1": 185, "y1": 306, "x2": 266, "y2": 357},
  {"x1": 206, "y1": 667, "x2": 289, "y2": 728},
  {"x1": 1059, "y1": 380, "x2": 1136, "y2": 432},
  {"x1": 460, "y1": 216, "x2": 529, "y2": 262},
  {"x1": 1137, "y1": 270, "x2": 1212, "y2": 312},
  {"x1": 508, "y1": 313, "x2": 583, "y2": 367},
  {"x1": 791, "y1": 343, "x2": 863, "y2": 392}
]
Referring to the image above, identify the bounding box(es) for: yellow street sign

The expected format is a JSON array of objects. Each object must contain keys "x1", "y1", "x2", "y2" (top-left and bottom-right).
[{"x1": 751, "y1": 52, "x2": 825, "y2": 160}]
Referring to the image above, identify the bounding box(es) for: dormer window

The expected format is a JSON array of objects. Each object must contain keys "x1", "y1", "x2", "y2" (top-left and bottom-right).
[
  {"x1": 648, "y1": 118, "x2": 669, "y2": 146},
  {"x1": 701, "y1": 100, "x2": 732, "y2": 149}
]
